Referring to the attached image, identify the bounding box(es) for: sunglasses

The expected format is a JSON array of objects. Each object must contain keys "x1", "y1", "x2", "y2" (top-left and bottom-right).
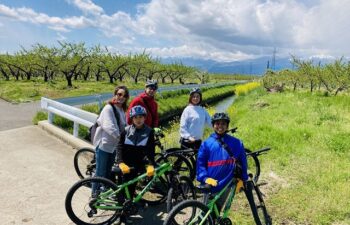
[{"x1": 116, "y1": 93, "x2": 126, "y2": 98}]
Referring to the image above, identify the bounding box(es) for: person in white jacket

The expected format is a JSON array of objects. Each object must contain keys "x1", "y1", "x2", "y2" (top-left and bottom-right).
[
  {"x1": 93, "y1": 85, "x2": 129, "y2": 183},
  {"x1": 179, "y1": 87, "x2": 211, "y2": 150}
]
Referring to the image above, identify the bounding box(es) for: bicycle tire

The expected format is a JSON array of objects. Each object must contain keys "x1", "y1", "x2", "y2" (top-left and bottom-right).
[
  {"x1": 158, "y1": 152, "x2": 195, "y2": 180},
  {"x1": 166, "y1": 175, "x2": 196, "y2": 212},
  {"x1": 74, "y1": 147, "x2": 96, "y2": 179},
  {"x1": 245, "y1": 148, "x2": 260, "y2": 184},
  {"x1": 245, "y1": 181, "x2": 271, "y2": 225},
  {"x1": 164, "y1": 199, "x2": 214, "y2": 225},
  {"x1": 65, "y1": 177, "x2": 121, "y2": 225}
]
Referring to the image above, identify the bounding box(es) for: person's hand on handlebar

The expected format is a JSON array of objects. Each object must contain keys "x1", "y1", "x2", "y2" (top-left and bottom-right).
[
  {"x1": 205, "y1": 177, "x2": 218, "y2": 187},
  {"x1": 119, "y1": 162, "x2": 130, "y2": 174}
]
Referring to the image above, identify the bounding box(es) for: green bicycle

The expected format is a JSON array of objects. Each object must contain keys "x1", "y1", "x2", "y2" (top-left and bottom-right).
[
  {"x1": 163, "y1": 148, "x2": 272, "y2": 225},
  {"x1": 65, "y1": 162, "x2": 196, "y2": 225}
]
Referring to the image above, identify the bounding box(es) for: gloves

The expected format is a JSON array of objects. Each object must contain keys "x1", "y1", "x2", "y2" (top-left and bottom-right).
[
  {"x1": 119, "y1": 163, "x2": 130, "y2": 174},
  {"x1": 146, "y1": 165, "x2": 155, "y2": 177},
  {"x1": 205, "y1": 178, "x2": 218, "y2": 187},
  {"x1": 235, "y1": 179, "x2": 244, "y2": 193}
]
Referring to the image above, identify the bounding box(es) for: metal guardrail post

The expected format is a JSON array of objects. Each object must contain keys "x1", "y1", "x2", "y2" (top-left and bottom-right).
[
  {"x1": 73, "y1": 122, "x2": 79, "y2": 137},
  {"x1": 48, "y1": 112, "x2": 54, "y2": 124}
]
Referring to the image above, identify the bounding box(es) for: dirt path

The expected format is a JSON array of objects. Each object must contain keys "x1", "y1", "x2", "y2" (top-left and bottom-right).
[{"x1": 0, "y1": 99, "x2": 41, "y2": 131}]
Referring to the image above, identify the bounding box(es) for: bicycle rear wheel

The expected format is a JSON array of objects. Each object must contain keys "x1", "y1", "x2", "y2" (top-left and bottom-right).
[
  {"x1": 167, "y1": 176, "x2": 196, "y2": 212},
  {"x1": 164, "y1": 199, "x2": 214, "y2": 225},
  {"x1": 65, "y1": 177, "x2": 121, "y2": 225},
  {"x1": 245, "y1": 148, "x2": 260, "y2": 184},
  {"x1": 74, "y1": 147, "x2": 96, "y2": 179},
  {"x1": 246, "y1": 181, "x2": 271, "y2": 225}
]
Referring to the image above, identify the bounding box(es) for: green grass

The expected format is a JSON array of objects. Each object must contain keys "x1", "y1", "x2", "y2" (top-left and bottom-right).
[{"x1": 226, "y1": 89, "x2": 350, "y2": 224}]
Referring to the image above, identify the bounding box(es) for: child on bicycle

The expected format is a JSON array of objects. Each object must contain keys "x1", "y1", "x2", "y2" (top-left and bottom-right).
[
  {"x1": 116, "y1": 105, "x2": 156, "y2": 195},
  {"x1": 196, "y1": 112, "x2": 249, "y2": 210}
]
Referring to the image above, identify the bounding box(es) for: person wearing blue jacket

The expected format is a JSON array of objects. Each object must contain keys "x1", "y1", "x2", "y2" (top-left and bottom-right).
[
  {"x1": 196, "y1": 112, "x2": 248, "y2": 212},
  {"x1": 197, "y1": 112, "x2": 248, "y2": 192}
]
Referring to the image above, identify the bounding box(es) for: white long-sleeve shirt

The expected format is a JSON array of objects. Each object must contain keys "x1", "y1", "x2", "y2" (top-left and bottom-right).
[
  {"x1": 179, "y1": 105, "x2": 211, "y2": 140},
  {"x1": 93, "y1": 104, "x2": 126, "y2": 153}
]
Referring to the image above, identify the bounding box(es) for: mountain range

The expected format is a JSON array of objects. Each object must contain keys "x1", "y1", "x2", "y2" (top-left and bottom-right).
[{"x1": 161, "y1": 56, "x2": 335, "y2": 76}]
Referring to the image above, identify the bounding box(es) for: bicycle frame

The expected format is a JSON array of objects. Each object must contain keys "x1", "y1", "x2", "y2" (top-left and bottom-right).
[
  {"x1": 188, "y1": 178, "x2": 239, "y2": 224},
  {"x1": 93, "y1": 162, "x2": 172, "y2": 211}
]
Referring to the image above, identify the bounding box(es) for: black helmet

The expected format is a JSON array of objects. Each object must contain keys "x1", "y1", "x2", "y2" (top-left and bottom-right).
[
  {"x1": 189, "y1": 87, "x2": 201, "y2": 95},
  {"x1": 211, "y1": 112, "x2": 230, "y2": 125},
  {"x1": 145, "y1": 80, "x2": 158, "y2": 90}
]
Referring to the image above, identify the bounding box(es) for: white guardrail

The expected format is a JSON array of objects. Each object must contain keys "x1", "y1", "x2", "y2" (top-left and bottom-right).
[
  {"x1": 41, "y1": 81, "x2": 245, "y2": 137},
  {"x1": 41, "y1": 97, "x2": 98, "y2": 137}
]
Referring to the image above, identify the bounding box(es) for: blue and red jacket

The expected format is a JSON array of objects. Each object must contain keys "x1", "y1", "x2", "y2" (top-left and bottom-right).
[{"x1": 196, "y1": 133, "x2": 248, "y2": 193}]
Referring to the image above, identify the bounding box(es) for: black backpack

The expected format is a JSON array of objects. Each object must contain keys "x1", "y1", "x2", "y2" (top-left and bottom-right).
[{"x1": 88, "y1": 103, "x2": 121, "y2": 143}]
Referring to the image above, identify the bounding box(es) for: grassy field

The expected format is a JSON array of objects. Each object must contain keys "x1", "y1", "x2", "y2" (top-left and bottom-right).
[{"x1": 162, "y1": 87, "x2": 350, "y2": 224}]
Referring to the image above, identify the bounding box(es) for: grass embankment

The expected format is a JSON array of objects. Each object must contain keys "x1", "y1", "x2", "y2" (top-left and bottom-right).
[{"x1": 226, "y1": 89, "x2": 350, "y2": 224}]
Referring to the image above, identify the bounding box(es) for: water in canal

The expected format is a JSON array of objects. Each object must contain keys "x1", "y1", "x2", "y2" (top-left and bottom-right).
[{"x1": 212, "y1": 95, "x2": 235, "y2": 112}]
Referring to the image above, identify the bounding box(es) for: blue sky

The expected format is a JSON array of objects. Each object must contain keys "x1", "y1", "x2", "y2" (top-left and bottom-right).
[{"x1": 0, "y1": 0, "x2": 350, "y2": 63}]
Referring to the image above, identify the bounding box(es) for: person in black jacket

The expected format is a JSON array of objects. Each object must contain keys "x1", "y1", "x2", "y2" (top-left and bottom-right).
[{"x1": 117, "y1": 105, "x2": 156, "y2": 197}]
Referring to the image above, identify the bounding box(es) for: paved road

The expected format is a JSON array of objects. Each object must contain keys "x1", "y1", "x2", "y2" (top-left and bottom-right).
[
  {"x1": 0, "y1": 126, "x2": 77, "y2": 225},
  {"x1": 0, "y1": 99, "x2": 41, "y2": 131}
]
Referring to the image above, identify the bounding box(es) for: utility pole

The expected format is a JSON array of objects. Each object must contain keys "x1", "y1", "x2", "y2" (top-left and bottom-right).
[{"x1": 272, "y1": 47, "x2": 276, "y2": 70}]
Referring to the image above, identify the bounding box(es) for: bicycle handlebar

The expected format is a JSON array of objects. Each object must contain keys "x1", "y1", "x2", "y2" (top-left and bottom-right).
[{"x1": 246, "y1": 147, "x2": 271, "y2": 157}]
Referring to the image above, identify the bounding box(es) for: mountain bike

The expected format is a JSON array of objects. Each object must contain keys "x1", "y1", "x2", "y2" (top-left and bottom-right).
[
  {"x1": 163, "y1": 147, "x2": 272, "y2": 225},
  {"x1": 66, "y1": 162, "x2": 196, "y2": 225}
]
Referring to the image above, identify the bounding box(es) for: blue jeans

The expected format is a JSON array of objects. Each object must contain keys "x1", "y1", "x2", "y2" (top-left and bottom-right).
[{"x1": 92, "y1": 147, "x2": 116, "y2": 194}]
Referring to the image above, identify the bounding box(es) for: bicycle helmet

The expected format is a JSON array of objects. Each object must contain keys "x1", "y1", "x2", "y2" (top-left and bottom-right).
[
  {"x1": 189, "y1": 87, "x2": 201, "y2": 95},
  {"x1": 211, "y1": 112, "x2": 230, "y2": 125},
  {"x1": 145, "y1": 80, "x2": 158, "y2": 90},
  {"x1": 129, "y1": 105, "x2": 147, "y2": 118}
]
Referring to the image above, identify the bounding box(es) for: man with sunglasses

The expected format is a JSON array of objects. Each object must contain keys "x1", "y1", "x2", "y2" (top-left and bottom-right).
[{"x1": 126, "y1": 80, "x2": 159, "y2": 128}]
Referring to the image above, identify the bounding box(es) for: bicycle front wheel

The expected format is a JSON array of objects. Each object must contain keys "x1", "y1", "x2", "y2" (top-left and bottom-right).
[
  {"x1": 65, "y1": 177, "x2": 121, "y2": 225},
  {"x1": 245, "y1": 148, "x2": 260, "y2": 184},
  {"x1": 164, "y1": 199, "x2": 214, "y2": 225},
  {"x1": 74, "y1": 147, "x2": 96, "y2": 179},
  {"x1": 167, "y1": 176, "x2": 196, "y2": 212}
]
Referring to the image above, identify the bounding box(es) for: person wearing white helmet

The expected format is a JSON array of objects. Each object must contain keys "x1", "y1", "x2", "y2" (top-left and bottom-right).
[{"x1": 179, "y1": 87, "x2": 211, "y2": 150}]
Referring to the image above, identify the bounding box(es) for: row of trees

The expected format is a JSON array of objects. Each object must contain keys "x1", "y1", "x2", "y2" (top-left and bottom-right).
[
  {"x1": 262, "y1": 56, "x2": 350, "y2": 95},
  {"x1": 0, "y1": 42, "x2": 210, "y2": 87}
]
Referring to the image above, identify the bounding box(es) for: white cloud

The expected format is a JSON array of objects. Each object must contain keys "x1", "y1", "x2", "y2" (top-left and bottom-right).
[
  {"x1": 0, "y1": 4, "x2": 93, "y2": 32},
  {"x1": 68, "y1": 0, "x2": 104, "y2": 15},
  {"x1": 1, "y1": 1, "x2": 350, "y2": 61}
]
